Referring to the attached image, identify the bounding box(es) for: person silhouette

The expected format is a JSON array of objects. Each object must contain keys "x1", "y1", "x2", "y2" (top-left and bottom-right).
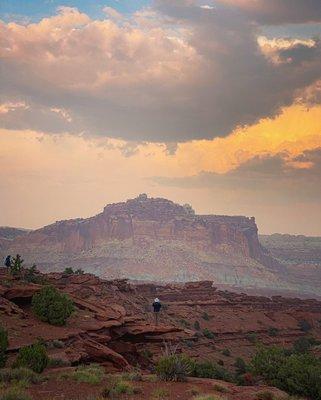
[
  {"x1": 4, "y1": 255, "x2": 11, "y2": 268},
  {"x1": 152, "y1": 298, "x2": 162, "y2": 326}
]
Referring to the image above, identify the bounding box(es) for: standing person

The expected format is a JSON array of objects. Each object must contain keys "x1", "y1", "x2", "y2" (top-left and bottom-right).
[
  {"x1": 152, "y1": 298, "x2": 162, "y2": 326},
  {"x1": 4, "y1": 255, "x2": 11, "y2": 269}
]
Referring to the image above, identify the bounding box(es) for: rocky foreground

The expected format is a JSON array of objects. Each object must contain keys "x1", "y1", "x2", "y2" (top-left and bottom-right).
[{"x1": 2, "y1": 269, "x2": 321, "y2": 369}]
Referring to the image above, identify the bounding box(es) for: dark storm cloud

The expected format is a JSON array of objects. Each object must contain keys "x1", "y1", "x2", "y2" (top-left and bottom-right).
[
  {"x1": 0, "y1": 3, "x2": 320, "y2": 142},
  {"x1": 216, "y1": 0, "x2": 321, "y2": 25}
]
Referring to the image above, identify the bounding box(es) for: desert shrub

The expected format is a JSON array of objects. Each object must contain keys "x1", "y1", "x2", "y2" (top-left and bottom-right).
[
  {"x1": 23, "y1": 265, "x2": 44, "y2": 284},
  {"x1": 217, "y1": 359, "x2": 224, "y2": 366},
  {"x1": 63, "y1": 267, "x2": 74, "y2": 275},
  {"x1": 32, "y1": 285, "x2": 74, "y2": 326},
  {"x1": 194, "y1": 321, "x2": 201, "y2": 331},
  {"x1": 48, "y1": 357, "x2": 70, "y2": 367},
  {"x1": 0, "y1": 326, "x2": 8, "y2": 368},
  {"x1": 267, "y1": 327, "x2": 279, "y2": 337},
  {"x1": 0, "y1": 367, "x2": 44, "y2": 384},
  {"x1": 190, "y1": 360, "x2": 233, "y2": 381},
  {"x1": 13, "y1": 342, "x2": 48, "y2": 373},
  {"x1": 236, "y1": 372, "x2": 254, "y2": 386},
  {"x1": 212, "y1": 383, "x2": 229, "y2": 393},
  {"x1": 222, "y1": 348, "x2": 230, "y2": 357},
  {"x1": 152, "y1": 387, "x2": 170, "y2": 399},
  {"x1": 234, "y1": 357, "x2": 247, "y2": 375},
  {"x1": 101, "y1": 377, "x2": 139, "y2": 398},
  {"x1": 298, "y1": 319, "x2": 312, "y2": 332},
  {"x1": 141, "y1": 349, "x2": 153, "y2": 359},
  {"x1": 121, "y1": 369, "x2": 142, "y2": 382},
  {"x1": 251, "y1": 346, "x2": 288, "y2": 383},
  {"x1": 71, "y1": 364, "x2": 104, "y2": 385},
  {"x1": 9, "y1": 255, "x2": 24, "y2": 276},
  {"x1": 293, "y1": 336, "x2": 312, "y2": 353},
  {"x1": 203, "y1": 328, "x2": 215, "y2": 339},
  {"x1": 156, "y1": 354, "x2": 191, "y2": 382},
  {"x1": 256, "y1": 391, "x2": 275, "y2": 400},
  {"x1": 246, "y1": 332, "x2": 258, "y2": 343},
  {"x1": 202, "y1": 312, "x2": 210, "y2": 321},
  {"x1": 52, "y1": 339, "x2": 64, "y2": 348},
  {"x1": 0, "y1": 388, "x2": 32, "y2": 400},
  {"x1": 277, "y1": 353, "x2": 321, "y2": 399},
  {"x1": 251, "y1": 346, "x2": 321, "y2": 399}
]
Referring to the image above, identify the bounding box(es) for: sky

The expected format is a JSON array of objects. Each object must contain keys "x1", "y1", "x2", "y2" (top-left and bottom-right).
[{"x1": 0, "y1": 1, "x2": 321, "y2": 235}]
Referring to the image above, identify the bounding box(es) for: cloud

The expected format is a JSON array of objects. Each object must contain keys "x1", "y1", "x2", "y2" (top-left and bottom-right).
[
  {"x1": 0, "y1": 3, "x2": 320, "y2": 142},
  {"x1": 217, "y1": 0, "x2": 321, "y2": 25},
  {"x1": 152, "y1": 148, "x2": 321, "y2": 204}
]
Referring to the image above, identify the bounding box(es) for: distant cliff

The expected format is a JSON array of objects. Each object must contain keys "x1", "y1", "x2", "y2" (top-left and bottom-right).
[{"x1": 2, "y1": 195, "x2": 319, "y2": 296}]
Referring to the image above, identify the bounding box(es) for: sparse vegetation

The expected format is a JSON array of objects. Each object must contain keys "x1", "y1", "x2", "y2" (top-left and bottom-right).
[
  {"x1": 61, "y1": 364, "x2": 105, "y2": 385},
  {"x1": 23, "y1": 265, "x2": 44, "y2": 284},
  {"x1": 255, "y1": 391, "x2": 275, "y2": 400},
  {"x1": 194, "y1": 320, "x2": 201, "y2": 331},
  {"x1": 194, "y1": 395, "x2": 222, "y2": 400},
  {"x1": 212, "y1": 383, "x2": 229, "y2": 393},
  {"x1": 0, "y1": 388, "x2": 32, "y2": 400},
  {"x1": 246, "y1": 332, "x2": 258, "y2": 343},
  {"x1": 63, "y1": 267, "x2": 84, "y2": 275},
  {"x1": 0, "y1": 326, "x2": 8, "y2": 368},
  {"x1": 101, "y1": 376, "x2": 139, "y2": 398},
  {"x1": 222, "y1": 348, "x2": 230, "y2": 357},
  {"x1": 13, "y1": 342, "x2": 48, "y2": 373},
  {"x1": 298, "y1": 319, "x2": 312, "y2": 332},
  {"x1": 32, "y1": 285, "x2": 74, "y2": 326},
  {"x1": 234, "y1": 357, "x2": 247, "y2": 375},
  {"x1": 267, "y1": 327, "x2": 279, "y2": 337},
  {"x1": 152, "y1": 387, "x2": 170, "y2": 399},
  {"x1": 0, "y1": 367, "x2": 44, "y2": 384},
  {"x1": 203, "y1": 328, "x2": 215, "y2": 339}
]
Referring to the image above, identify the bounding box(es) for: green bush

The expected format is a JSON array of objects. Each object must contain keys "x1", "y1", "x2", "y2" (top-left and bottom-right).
[
  {"x1": 23, "y1": 265, "x2": 44, "y2": 284},
  {"x1": 222, "y1": 348, "x2": 230, "y2": 357},
  {"x1": 298, "y1": 319, "x2": 312, "y2": 332},
  {"x1": 63, "y1": 267, "x2": 74, "y2": 275},
  {"x1": 156, "y1": 354, "x2": 191, "y2": 382},
  {"x1": 234, "y1": 357, "x2": 247, "y2": 375},
  {"x1": 194, "y1": 321, "x2": 201, "y2": 331},
  {"x1": 64, "y1": 364, "x2": 104, "y2": 385},
  {"x1": 267, "y1": 327, "x2": 279, "y2": 337},
  {"x1": 0, "y1": 325, "x2": 8, "y2": 368},
  {"x1": 251, "y1": 345, "x2": 321, "y2": 400},
  {"x1": 101, "y1": 377, "x2": 139, "y2": 397},
  {"x1": 255, "y1": 391, "x2": 275, "y2": 400},
  {"x1": 9, "y1": 255, "x2": 24, "y2": 276},
  {"x1": 203, "y1": 328, "x2": 215, "y2": 339},
  {"x1": 0, "y1": 388, "x2": 32, "y2": 400},
  {"x1": 13, "y1": 342, "x2": 48, "y2": 373},
  {"x1": 0, "y1": 367, "x2": 44, "y2": 384},
  {"x1": 246, "y1": 332, "x2": 258, "y2": 343},
  {"x1": 190, "y1": 360, "x2": 233, "y2": 381},
  {"x1": 32, "y1": 285, "x2": 74, "y2": 326},
  {"x1": 293, "y1": 336, "x2": 312, "y2": 353}
]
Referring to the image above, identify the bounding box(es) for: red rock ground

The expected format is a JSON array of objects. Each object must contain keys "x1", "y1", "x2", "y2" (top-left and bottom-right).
[{"x1": 1, "y1": 268, "x2": 321, "y2": 399}]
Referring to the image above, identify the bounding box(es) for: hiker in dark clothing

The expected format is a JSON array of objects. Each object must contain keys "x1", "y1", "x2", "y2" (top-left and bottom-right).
[
  {"x1": 4, "y1": 255, "x2": 11, "y2": 268},
  {"x1": 152, "y1": 298, "x2": 162, "y2": 326}
]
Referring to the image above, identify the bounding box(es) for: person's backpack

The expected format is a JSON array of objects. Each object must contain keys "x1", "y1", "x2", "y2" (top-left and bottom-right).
[{"x1": 4, "y1": 255, "x2": 11, "y2": 268}]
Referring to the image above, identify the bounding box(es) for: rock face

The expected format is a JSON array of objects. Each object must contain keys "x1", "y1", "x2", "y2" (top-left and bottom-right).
[
  {"x1": 8, "y1": 197, "x2": 267, "y2": 260},
  {"x1": 1, "y1": 195, "x2": 320, "y2": 295}
]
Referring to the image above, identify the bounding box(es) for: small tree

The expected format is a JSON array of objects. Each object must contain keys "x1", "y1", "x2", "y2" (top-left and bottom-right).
[
  {"x1": 10, "y1": 254, "x2": 24, "y2": 276},
  {"x1": 0, "y1": 325, "x2": 8, "y2": 367},
  {"x1": 32, "y1": 286, "x2": 74, "y2": 326},
  {"x1": 63, "y1": 267, "x2": 74, "y2": 275},
  {"x1": 13, "y1": 342, "x2": 48, "y2": 373}
]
